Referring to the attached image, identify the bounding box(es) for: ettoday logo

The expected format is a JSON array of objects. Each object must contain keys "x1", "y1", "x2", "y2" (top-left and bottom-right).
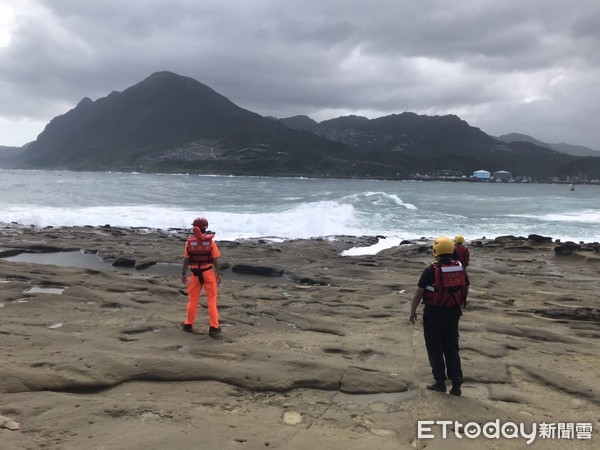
[{"x1": 417, "y1": 420, "x2": 593, "y2": 444}]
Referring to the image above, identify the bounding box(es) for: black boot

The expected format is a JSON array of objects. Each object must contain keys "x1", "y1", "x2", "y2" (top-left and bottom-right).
[
  {"x1": 426, "y1": 381, "x2": 446, "y2": 393},
  {"x1": 449, "y1": 383, "x2": 462, "y2": 396}
]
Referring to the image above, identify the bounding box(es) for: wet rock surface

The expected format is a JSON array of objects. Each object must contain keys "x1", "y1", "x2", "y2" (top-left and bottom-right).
[{"x1": 0, "y1": 225, "x2": 599, "y2": 448}]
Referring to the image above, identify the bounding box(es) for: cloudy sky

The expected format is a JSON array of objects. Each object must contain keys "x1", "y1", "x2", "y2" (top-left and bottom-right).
[{"x1": 1, "y1": 0, "x2": 599, "y2": 149}]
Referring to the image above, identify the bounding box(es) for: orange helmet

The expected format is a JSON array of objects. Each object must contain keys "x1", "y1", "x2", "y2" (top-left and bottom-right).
[{"x1": 192, "y1": 217, "x2": 208, "y2": 230}]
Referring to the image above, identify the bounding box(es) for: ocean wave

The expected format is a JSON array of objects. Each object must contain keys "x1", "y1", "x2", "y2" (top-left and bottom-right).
[
  {"x1": 2, "y1": 170, "x2": 599, "y2": 248},
  {"x1": 507, "y1": 210, "x2": 600, "y2": 224},
  {"x1": 1, "y1": 201, "x2": 364, "y2": 240},
  {"x1": 345, "y1": 191, "x2": 418, "y2": 210},
  {"x1": 213, "y1": 201, "x2": 363, "y2": 239}
]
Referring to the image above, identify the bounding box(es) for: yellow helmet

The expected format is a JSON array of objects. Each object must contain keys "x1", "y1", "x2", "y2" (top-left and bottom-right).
[
  {"x1": 455, "y1": 234, "x2": 465, "y2": 244},
  {"x1": 433, "y1": 236, "x2": 455, "y2": 257}
]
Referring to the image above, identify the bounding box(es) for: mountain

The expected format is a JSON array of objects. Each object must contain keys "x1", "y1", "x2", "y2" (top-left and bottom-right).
[
  {"x1": 279, "y1": 113, "x2": 600, "y2": 179},
  {"x1": 497, "y1": 133, "x2": 600, "y2": 157},
  {"x1": 278, "y1": 115, "x2": 320, "y2": 132},
  {"x1": 0, "y1": 145, "x2": 24, "y2": 156},
  {"x1": 14, "y1": 72, "x2": 372, "y2": 177},
  {"x1": 0, "y1": 145, "x2": 25, "y2": 164},
  {"x1": 6, "y1": 71, "x2": 600, "y2": 180},
  {"x1": 316, "y1": 113, "x2": 496, "y2": 154}
]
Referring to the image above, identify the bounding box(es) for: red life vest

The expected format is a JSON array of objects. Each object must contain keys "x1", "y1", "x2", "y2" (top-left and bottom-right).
[
  {"x1": 186, "y1": 227, "x2": 215, "y2": 265},
  {"x1": 423, "y1": 261, "x2": 467, "y2": 307},
  {"x1": 454, "y1": 244, "x2": 470, "y2": 267}
]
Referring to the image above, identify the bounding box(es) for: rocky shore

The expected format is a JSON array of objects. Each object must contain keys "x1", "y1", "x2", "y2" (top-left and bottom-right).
[{"x1": 0, "y1": 224, "x2": 599, "y2": 449}]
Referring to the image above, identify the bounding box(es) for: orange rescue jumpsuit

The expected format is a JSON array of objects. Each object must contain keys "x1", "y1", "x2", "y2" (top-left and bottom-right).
[{"x1": 183, "y1": 239, "x2": 221, "y2": 329}]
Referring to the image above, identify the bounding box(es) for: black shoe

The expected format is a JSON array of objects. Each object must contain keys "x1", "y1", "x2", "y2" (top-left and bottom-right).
[
  {"x1": 426, "y1": 381, "x2": 446, "y2": 393},
  {"x1": 182, "y1": 323, "x2": 193, "y2": 332},
  {"x1": 208, "y1": 326, "x2": 221, "y2": 337},
  {"x1": 449, "y1": 384, "x2": 462, "y2": 396}
]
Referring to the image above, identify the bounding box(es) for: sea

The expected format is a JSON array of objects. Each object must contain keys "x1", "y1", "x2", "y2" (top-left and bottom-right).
[{"x1": 1, "y1": 169, "x2": 598, "y2": 255}]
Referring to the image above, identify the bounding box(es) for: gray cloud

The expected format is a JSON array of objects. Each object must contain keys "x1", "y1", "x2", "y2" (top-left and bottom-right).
[{"x1": 1, "y1": 0, "x2": 599, "y2": 149}]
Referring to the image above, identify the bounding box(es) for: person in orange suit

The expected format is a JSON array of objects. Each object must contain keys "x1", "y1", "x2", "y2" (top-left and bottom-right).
[{"x1": 181, "y1": 217, "x2": 222, "y2": 337}]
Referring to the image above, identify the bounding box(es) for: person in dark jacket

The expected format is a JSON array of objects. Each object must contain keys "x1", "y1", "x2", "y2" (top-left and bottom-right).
[
  {"x1": 409, "y1": 236, "x2": 469, "y2": 396},
  {"x1": 453, "y1": 234, "x2": 470, "y2": 269}
]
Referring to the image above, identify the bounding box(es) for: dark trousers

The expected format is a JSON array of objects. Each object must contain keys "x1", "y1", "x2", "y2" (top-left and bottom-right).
[{"x1": 422, "y1": 308, "x2": 463, "y2": 385}]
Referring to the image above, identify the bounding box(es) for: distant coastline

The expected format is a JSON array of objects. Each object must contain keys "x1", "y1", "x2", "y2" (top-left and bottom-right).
[{"x1": 1, "y1": 166, "x2": 599, "y2": 185}]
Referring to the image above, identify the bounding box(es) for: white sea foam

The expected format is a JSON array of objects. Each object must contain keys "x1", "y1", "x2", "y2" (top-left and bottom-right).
[
  {"x1": 2, "y1": 205, "x2": 193, "y2": 230},
  {"x1": 1, "y1": 201, "x2": 364, "y2": 240},
  {"x1": 345, "y1": 191, "x2": 418, "y2": 209},
  {"x1": 200, "y1": 201, "x2": 363, "y2": 240},
  {"x1": 341, "y1": 237, "x2": 405, "y2": 256}
]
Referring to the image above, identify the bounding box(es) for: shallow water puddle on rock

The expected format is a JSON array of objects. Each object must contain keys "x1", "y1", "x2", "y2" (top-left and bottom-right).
[
  {"x1": 3, "y1": 251, "x2": 294, "y2": 283},
  {"x1": 3, "y1": 250, "x2": 180, "y2": 275},
  {"x1": 25, "y1": 286, "x2": 66, "y2": 294},
  {"x1": 0, "y1": 277, "x2": 27, "y2": 283},
  {"x1": 6, "y1": 250, "x2": 107, "y2": 270}
]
